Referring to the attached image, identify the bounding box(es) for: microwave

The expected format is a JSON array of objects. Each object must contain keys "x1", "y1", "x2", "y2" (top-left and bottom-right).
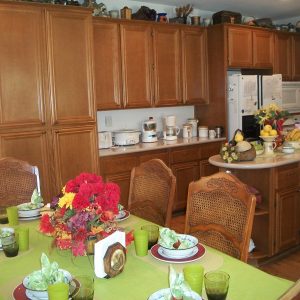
[{"x1": 282, "y1": 82, "x2": 300, "y2": 112}]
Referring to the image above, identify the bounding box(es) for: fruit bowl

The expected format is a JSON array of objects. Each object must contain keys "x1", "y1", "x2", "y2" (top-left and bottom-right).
[{"x1": 259, "y1": 135, "x2": 278, "y2": 142}]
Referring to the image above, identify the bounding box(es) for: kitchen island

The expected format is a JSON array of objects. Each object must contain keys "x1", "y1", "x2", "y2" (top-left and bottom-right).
[{"x1": 209, "y1": 152, "x2": 300, "y2": 264}]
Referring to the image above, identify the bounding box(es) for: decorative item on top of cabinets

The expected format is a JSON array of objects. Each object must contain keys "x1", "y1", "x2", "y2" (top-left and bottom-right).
[
  {"x1": 157, "y1": 13, "x2": 168, "y2": 23},
  {"x1": 83, "y1": 1, "x2": 108, "y2": 17},
  {"x1": 120, "y1": 7, "x2": 132, "y2": 20},
  {"x1": 132, "y1": 6, "x2": 156, "y2": 21},
  {"x1": 170, "y1": 4, "x2": 193, "y2": 24},
  {"x1": 212, "y1": 10, "x2": 242, "y2": 25}
]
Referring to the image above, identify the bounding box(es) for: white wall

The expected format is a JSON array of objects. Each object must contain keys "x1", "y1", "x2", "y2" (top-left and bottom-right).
[{"x1": 97, "y1": 106, "x2": 195, "y2": 133}]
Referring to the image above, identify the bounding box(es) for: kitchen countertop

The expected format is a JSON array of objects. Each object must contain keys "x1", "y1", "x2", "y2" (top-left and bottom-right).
[
  {"x1": 99, "y1": 137, "x2": 226, "y2": 157},
  {"x1": 209, "y1": 150, "x2": 300, "y2": 170}
]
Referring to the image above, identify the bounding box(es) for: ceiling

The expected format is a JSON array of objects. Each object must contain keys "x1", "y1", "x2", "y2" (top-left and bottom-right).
[{"x1": 131, "y1": 0, "x2": 300, "y2": 21}]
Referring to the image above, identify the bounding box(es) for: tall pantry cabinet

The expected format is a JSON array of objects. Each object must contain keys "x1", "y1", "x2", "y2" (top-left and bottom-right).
[{"x1": 0, "y1": 2, "x2": 98, "y2": 201}]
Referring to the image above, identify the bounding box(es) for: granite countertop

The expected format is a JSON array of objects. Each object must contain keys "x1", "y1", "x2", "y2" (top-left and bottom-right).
[
  {"x1": 209, "y1": 150, "x2": 300, "y2": 170},
  {"x1": 99, "y1": 137, "x2": 226, "y2": 157}
]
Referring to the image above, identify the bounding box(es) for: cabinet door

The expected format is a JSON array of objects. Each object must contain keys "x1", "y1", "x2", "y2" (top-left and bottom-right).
[
  {"x1": 252, "y1": 30, "x2": 274, "y2": 68},
  {"x1": 93, "y1": 20, "x2": 122, "y2": 110},
  {"x1": 292, "y1": 35, "x2": 300, "y2": 81},
  {"x1": 52, "y1": 126, "x2": 99, "y2": 191},
  {"x1": 153, "y1": 26, "x2": 182, "y2": 106},
  {"x1": 0, "y1": 130, "x2": 52, "y2": 202},
  {"x1": 0, "y1": 4, "x2": 46, "y2": 128},
  {"x1": 46, "y1": 9, "x2": 95, "y2": 125},
  {"x1": 227, "y1": 27, "x2": 252, "y2": 68},
  {"x1": 274, "y1": 33, "x2": 292, "y2": 81},
  {"x1": 181, "y1": 28, "x2": 208, "y2": 104},
  {"x1": 120, "y1": 23, "x2": 153, "y2": 108},
  {"x1": 275, "y1": 188, "x2": 298, "y2": 253},
  {"x1": 171, "y1": 161, "x2": 200, "y2": 212},
  {"x1": 199, "y1": 159, "x2": 218, "y2": 177}
]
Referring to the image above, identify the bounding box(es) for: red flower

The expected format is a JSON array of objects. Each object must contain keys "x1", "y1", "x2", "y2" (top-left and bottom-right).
[
  {"x1": 100, "y1": 211, "x2": 115, "y2": 222},
  {"x1": 39, "y1": 214, "x2": 55, "y2": 235},
  {"x1": 72, "y1": 192, "x2": 90, "y2": 211},
  {"x1": 125, "y1": 230, "x2": 134, "y2": 246}
]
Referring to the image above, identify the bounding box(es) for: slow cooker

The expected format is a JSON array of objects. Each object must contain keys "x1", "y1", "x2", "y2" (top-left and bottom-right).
[{"x1": 113, "y1": 129, "x2": 141, "y2": 146}]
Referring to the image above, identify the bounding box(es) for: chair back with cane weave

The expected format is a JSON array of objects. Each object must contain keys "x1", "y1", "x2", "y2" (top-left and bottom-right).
[
  {"x1": 185, "y1": 172, "x2": 256, "y2": 262},
  {"x1": 128, "y1": 159, "x2": 176, "y2": 227},
  {"x1": 0, "y1": 157, "x2": 38, "y2": 207}
]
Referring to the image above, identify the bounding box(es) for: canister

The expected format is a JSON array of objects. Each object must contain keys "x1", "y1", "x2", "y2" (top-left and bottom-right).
[
  {"x1": 182, "y1": 124, "x2": 192, "y2": 138},
  {"x1": 198, "y1": 126, "x2": 208, "y2": 138},
  {"x1": 187, "y1": 118, "x2": 198, "y2": 137}
]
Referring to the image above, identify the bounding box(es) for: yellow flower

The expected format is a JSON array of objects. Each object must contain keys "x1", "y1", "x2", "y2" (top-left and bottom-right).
[{"x1": 58, "y1": 192, "x2": 75, "y2": 209}]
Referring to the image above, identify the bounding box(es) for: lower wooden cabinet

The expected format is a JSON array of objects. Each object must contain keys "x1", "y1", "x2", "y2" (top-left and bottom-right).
[
  {"x1": 171, "y1": 161, "x2": 200, "y2": 211},
  {"x1": 275, "y1": 188, "x2": 299, "y2": 253},
  {"x1": 99, "y1": 142, "x2": 222, "y2": 211},
  {"x1": 52, "y1": 125, "x2": 99, "y2": 192},
  {"x1": 0, "y1": 129, "x2": 52, "y2": 202}
]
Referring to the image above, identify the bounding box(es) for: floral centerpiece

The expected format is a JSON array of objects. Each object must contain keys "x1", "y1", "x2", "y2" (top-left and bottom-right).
[
  {"x1": 40, "y1": 173, "x2": 133, "y2": 256},
  {"x1": 254, "y1": 103, "x2": 289, "y2": 133},
  {"x1": 220, "y1": 143, "x2": 239, "y2": 163}
]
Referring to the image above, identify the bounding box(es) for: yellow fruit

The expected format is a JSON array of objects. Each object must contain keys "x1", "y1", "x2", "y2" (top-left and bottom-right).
[
  {"x1": 261, "y1": 131, "x2": 269, "y2": 137},
  {"x1": 270, "y1": 129, "x2": 278, "y2": 136},
  {"x1": 263, "y1": 124, "x2": 272, "y2": 132},
  {"x1": 234, "y1": 133, "x2": 243, "y2": 142}
]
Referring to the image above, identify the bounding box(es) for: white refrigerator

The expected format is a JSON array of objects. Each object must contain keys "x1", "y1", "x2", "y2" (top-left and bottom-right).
[{"x1": 227, "y1": 73, "x2": 282, "y2": 140}]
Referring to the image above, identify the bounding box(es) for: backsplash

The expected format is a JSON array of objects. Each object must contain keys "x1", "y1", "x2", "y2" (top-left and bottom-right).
[{"x1": 97, "y1": 106, "x2": 195, "y2": 133}]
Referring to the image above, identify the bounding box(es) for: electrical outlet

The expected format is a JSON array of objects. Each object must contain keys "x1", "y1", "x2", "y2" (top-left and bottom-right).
[{"x1": 105, "y1": 116, "x2": 112, "y2": 127}]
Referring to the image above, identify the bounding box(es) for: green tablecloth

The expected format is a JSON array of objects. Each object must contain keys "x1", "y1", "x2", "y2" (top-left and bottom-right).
[{"x1": 0, "y1": 215, "x2": 293, "y2": 300}]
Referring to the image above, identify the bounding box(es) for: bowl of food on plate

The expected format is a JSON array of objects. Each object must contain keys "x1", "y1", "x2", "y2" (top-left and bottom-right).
[
  {"x1": 284, "y1": 141, "x2": 300, "y2": 149},
  {"x1": 17, "y1": 188, "x2": 44, "y2": 218},
  {"x1": 157, "y1": 228, "x2": 198, "y2": 259},
  {"x1": 22, "y1": 253, "x2": 73, "y2": 299}
]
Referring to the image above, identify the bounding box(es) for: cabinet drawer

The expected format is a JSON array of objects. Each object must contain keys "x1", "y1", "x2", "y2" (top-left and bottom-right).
[
  {"x1": 100, "y1": 155, "x2": 137, "y2": 174},
  {"x1": 170, "y1": 146, "x2": 199, "y2": 164},
  {"x1": 277, "y1": 164, "x2": 300, "y2": 190},
  {"x1": 200, "y1": 142, "x2": 221, "y2": 159}
]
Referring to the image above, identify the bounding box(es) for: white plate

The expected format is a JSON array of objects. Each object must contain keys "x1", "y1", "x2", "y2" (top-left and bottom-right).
[
  {"x1": 19, "y1": 214, "x2": 41, "y2": 221},
  {"x1": 148, "y1": 288, "x2": 202, "y2": 300},
  {"x1": 115, "y1": 210, "x2": 130, "y2": 222},
  {"x1": 159, "y1": 245, "x2": 199, "y2": 259}
]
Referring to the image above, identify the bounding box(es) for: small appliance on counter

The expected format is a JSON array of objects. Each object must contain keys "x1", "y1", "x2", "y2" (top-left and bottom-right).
[
  {"x1": 112, "y1": 129, "x2": 140, "y2": 146},
  {"x1": 99, "y1": 131, "x2": 113, "y2": 149},
  {"x1": 142, "y1": 117, "x2": 158, "y2": 143},
  {"x1": 163, "y1": 115, "x2": 180, "y2": 141}
]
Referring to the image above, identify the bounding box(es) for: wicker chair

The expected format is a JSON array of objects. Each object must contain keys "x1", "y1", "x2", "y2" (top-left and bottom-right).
[
  {"x1": 128, "y1": 159, "x2": 176, "y2": 227},
  {"x1": 184, "y1": 172, "x2": 256, "y2": 262},
  {"x1": 0, "y1": 157, "x2": 39, "y2": 207}
]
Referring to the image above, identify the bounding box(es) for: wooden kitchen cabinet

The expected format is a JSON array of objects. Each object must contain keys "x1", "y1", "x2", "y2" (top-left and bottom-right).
[
  {"x1": 120, "y1": 23, "x2": 153, "y2": 108},
  {"x1": 0, "y1": 2, "x2": 98, "y2": 202},
  {"x1": 227, "y1": 26, "x2": 274, "y2": 68},
  {"x1": 274, "y1": 32, "x2": 300, "y2": 81},
  {"x1": 0, "y1": 129, "x2": 52, "y2": 203},
  {"x1": 0, "y1": 4, "x2": 47, "y2": 128},
  {"x1": 52, "y1": 125, "x2": 99, "y2": 192},
  {"x1": 153, "y1": 26, "x2": 182, "y2": 106},
  {"x1": 93, "y1": 20, "x2": 122, "y2": 110},
  {"x1": 181, "y1": 27, "x2": 209, "y2": 104},
  {"x1": 46, "y1": 8, "x2": 96, "y2": 125},
  {"x1": 275, "y1": 164, "x2": 300, "y2": 253}
]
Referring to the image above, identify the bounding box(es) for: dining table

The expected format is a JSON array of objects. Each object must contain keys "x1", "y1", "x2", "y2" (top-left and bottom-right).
[{"x1": 0, "y1": 214, "x2": 294, "y2": 300}]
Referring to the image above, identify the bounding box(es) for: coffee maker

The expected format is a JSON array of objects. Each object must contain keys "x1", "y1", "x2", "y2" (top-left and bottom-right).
[
  {"x1": 142, "y1": 117, "x2": 158, "y2": 143},
  {"x1": 163, "y1": 115, "x2": 180, "y2": 141}
]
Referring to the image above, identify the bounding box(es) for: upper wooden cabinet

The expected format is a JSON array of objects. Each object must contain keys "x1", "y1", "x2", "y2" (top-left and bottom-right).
[
  {"x1": 120, "y1": 23, "x2": 153, "y2": 108},
  {"x1": 274, "y1": 32, "x2": 300, "y2": 81},
  {"x1": 93, "y1": 20, "x2": 122, "y2": 110},
  {"x1": 182, "y1": 27, "x2": 208, "y2": 104},
  {"x1": 153, "y1": 26, "x2": 182, "y2": 106},
  {"x1": 94, "y1": 19, "x2": 209, "y2": 110},
  {"x1": 46, "y1": 8, "x2": 96, "y2": 125},
  {"x1": 227, "y1": 26, "x2": 274, "y2": 68},
  {"x1": 0, "y1": 4, "x2": 47, "y2": 128}
]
